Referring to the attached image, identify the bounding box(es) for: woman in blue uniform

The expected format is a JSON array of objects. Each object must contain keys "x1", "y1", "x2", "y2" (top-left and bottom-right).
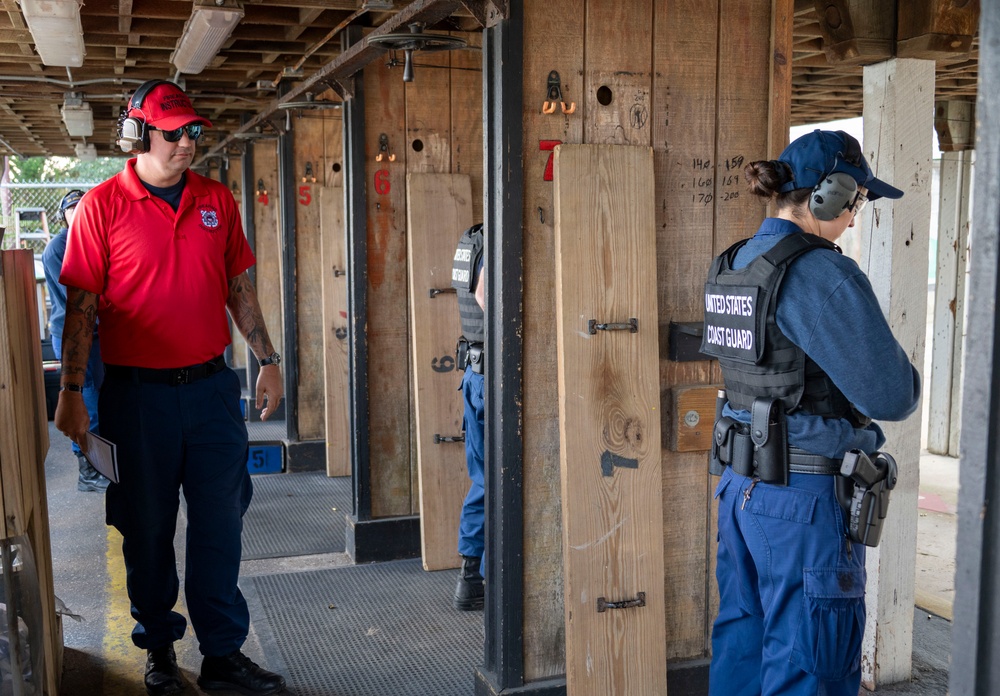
[{"x1": 703, "y1": 130, "x2": 921, "y2": 695}]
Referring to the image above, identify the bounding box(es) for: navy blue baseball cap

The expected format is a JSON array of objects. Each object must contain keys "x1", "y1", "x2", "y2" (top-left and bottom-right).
[
  {"x1": 59, "y1": 189, "x2": 84, "y2": 211},
  {"x1": 777, "y1": 129, "x2": 904, "y2": 201}
]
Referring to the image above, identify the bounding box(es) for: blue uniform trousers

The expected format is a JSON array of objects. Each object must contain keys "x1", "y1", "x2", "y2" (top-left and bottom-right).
[
  {"x1": 100, "y1": 366, "x2": 252, "y2": 656},
  {"x1": 710, "y1": 467, "x2": 866, "y2": 696},
  {"x1": 52, "y1": 334, "x2": 103, "y2": 455},
  {"x1": 458, "y1": 366, "x2": 485, "y2": 561}
]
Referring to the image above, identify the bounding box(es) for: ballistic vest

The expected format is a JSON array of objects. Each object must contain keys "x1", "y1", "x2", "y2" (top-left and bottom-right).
[
  {"x1": 451, "y1": 223, "x2": 485, "y2": 344},
  {"x1": 700, "y1": 232, "x2": 853, "y2": 418}
]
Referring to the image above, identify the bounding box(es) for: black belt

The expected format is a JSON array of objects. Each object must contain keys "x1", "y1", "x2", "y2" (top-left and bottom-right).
[
  {"x1": 718, "y1": 438, "x2": 842, "y2": 477},
  {"x1": 104, "y1": 354, "x2": 227, "y2": 386},
  {"x1": 786, "y1": 447, "x2": 842, "y2": 476}
]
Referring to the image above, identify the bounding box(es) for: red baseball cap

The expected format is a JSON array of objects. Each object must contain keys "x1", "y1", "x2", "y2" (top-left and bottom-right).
[{"x1": 127, "y1": 82, "x2": 213, "y2": 130}]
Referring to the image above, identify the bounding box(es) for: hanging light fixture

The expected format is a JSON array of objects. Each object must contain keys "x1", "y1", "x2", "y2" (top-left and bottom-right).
[
  {"x1": 61, "y1": 93, "x2": 93, "y2": 137},
  {"x1": 18, "y1": 0, "x2": 86, "y2": 67},
  {"x1": 170, "y1": 0, "x2": 245, "y2": 75},
  {"x1": 74, "y1": 143, "x2": 97, "y2": 162},
  {"x1": 367, "y1": 23, "x2": 467, "y2": 83}
]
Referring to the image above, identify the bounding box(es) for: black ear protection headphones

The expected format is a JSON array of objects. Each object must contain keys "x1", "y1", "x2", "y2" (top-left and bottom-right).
[
  {"x1": 116, "y1": 79, "x2": 178, "y2": 155},
  {"x1": 809, "y1": 131, "x2": 864, "y2": 221},
  {"x1": 56, "y1": 189, "x2": 84, "y2": 223}
]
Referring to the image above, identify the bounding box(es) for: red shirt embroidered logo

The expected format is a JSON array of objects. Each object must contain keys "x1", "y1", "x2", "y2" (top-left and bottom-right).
[{"x1": 199, "y1": 207, "x2": 220, "y2": 232}]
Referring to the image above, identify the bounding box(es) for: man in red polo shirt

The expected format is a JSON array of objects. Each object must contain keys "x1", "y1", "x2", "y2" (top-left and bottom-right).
[{"x1": 56, "y1": 80, "x2": 286, "y2": 696}]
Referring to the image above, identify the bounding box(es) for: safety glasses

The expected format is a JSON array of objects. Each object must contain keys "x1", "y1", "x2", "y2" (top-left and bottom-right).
[
  {"x1": 151, "y1": 124, "x2": 203, "y2": 143},
  {"x1": 848, "y1": 190, "x2": 868, "y2": 216}
]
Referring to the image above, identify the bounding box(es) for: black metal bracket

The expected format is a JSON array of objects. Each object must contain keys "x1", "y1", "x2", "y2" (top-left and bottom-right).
[
  {"x1": 596, "y1": 591, "x2": 646, "y2": 613},
  {"x1": 429, "y1": 287, "x2": 457, "y2": 298},
  {"x1": 434, "y1": 433, "x2": 466, "y2": 444},
  {"x1": 588, "y1": 318, "x2": 638, "y2": 335}
]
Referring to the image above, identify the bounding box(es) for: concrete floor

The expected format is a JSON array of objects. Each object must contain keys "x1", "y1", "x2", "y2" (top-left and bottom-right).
[
  {"x1": 46, "y1": 421, "x2": 352, "y2": 696},
  {"x1": 42, "y1": 420, "x2": 962, "y2": 696}
]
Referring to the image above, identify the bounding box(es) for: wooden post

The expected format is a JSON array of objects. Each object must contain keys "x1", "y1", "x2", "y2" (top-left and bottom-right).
[
  {"x1": 320, "y1": 184, "x2": 351, "y2": 476},
  {"x1": 859, "y1": 57, "x2": 935, "y2": 689},
  {"x1": 363, "y1": 56, "x2": 413, "y2": 518},
  {"x1": 293, "y1": 113, "x2": 329, "y2": 441},
  {"x1": 519, "y1": 0, "x2": 584, "y2": 681},
  {"x1": 250, "y1": 141, "x2": 284, "y2": 423},
  {"x1": 927, "y1": 146, "x2": 972, "y2": 456},
  {"x1": 929, "y1": 100, "x2": 974, "y2": 456}
]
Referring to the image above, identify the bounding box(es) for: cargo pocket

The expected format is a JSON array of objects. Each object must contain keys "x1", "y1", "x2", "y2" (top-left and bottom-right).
[{"x1": 790, "y1": 567, "x2": 866, "y2": 680}]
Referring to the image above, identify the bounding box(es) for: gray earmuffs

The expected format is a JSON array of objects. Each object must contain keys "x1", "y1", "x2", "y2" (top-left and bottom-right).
[{"x1": 808, "y1": 131, "x2": 863, "y2": 221}]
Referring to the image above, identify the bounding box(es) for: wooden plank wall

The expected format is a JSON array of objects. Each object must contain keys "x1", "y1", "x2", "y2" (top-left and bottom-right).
[
  {"x1": 361, "y1": 33, "x2": 483, "y2": 518},
  {"x1": 293, "y1": 110, "x2": 344, "y2": 441},
  {"x1": 0, "y1": 250, "x2": 59, "y2": 695},
  {"x1": 227, "y1": 157, "x2": 249, "y2": 370},
  {"x1": 251, "y1": 141, "x2": 285, "y2": 366},
  {"x1": 519, "y1": 0, "x2": 777, "y2": 679},
  {"x1": 320, "y1": 182, "x2": 350, "y2": 477}
]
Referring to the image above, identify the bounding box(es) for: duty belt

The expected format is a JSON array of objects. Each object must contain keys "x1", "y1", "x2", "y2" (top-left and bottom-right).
[
  {"x1": 104, "y1": 354, "x2": 227, "y2": 386},
  {"x1": 714, "y1": 419, "x2": 842, "y2": 478}
]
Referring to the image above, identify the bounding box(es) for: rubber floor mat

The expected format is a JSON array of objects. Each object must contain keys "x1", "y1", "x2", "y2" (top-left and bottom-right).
[
  {"x1": 250, "y1": 559, "x2": 484, "y2": 696},
  {"x1": 242, "y1": 472, "x2": 352, "y2": 560}
]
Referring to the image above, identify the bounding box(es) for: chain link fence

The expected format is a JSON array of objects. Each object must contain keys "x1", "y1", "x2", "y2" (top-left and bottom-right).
[{"x1": 0, "y1": 182, "x2": 100, "y2": 254}]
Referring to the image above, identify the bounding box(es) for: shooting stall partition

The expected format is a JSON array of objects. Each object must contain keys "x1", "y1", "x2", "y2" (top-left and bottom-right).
[{"x1": 206, "y1": 0, "x2": 958, "y2": 692}]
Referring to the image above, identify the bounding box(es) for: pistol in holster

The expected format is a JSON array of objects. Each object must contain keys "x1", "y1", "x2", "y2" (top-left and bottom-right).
[{"x1": 836, "y1": 449, "x2": 898, "y2": 547}]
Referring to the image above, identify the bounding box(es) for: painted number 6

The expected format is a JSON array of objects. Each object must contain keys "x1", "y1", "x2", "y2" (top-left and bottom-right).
[{"x1": 374, "y1": 169, "x2": 391, "y2": 195}]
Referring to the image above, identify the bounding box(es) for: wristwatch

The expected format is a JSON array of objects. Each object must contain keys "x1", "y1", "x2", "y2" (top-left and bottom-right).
[
  {"x1": 259, "y1": 352, "x2": 281, "y2": 367},
  {"x1": 60, "y1": 383, "x2": 84, "y2": 393}
]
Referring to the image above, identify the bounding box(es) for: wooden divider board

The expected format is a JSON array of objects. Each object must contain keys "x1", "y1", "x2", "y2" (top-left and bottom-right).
[
  {"x1": 295, "y1": 115, "x2": 328, "y2": 441},
  {"x1": 320, "y1": 185, "x2": 351, "y2": 477},
  {"x1": 406, "y1": 173, "x2": 472, "y2": 571},
  {"x1": 0, "y1": 250, "x2": 59, "y2": 695},
  {"x1": 554, "y1": 144, "x2": 667, "y2": 694}
]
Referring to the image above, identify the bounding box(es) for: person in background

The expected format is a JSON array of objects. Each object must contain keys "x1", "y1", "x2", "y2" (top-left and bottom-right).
[
  {"x1": 55, "y1": 80, "x2": 286, "y2": 696},
  {"x1": 451, "y1": 223, "x2": 486, "y2": 611},
  {"x1": 41, "y1": 189, "x2": 109, "y2": 492},
  {"x1": 701, "y1": 130, "x2": 920, "y2": 696}
]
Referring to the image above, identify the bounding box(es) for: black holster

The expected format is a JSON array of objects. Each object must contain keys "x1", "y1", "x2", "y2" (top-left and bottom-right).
[{"x1": 837, "y1": 450, "x2": 898, "y2": 547}]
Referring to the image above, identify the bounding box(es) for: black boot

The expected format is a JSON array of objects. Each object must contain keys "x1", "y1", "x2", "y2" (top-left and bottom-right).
[
  {"x1": 77, "y1": 454, "x2": 110, "y2": 492},
  {"x1": 453, "y1": 555, "x2": 484, "y2": 611},
  {"x1": 198, "y1": 650, "x2": 286, "y2": 695},
  {"x1": 145, "y1": 644, "x2": 184, "y2": 696}
]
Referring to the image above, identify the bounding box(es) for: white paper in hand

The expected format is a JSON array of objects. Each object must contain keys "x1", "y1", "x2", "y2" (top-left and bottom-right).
[{"x1": 83, "y1": 432, "x2": 119, "y2": 484}]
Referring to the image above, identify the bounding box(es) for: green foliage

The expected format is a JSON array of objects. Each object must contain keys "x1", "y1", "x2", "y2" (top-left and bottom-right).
[{"x1": 7, "y1": 156, "x2": 126, "y2": 183}]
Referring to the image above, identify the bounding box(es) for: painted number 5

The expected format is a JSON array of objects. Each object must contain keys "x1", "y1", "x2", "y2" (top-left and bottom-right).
[
  {"x1": 298, "y1": 185, "x2": 312, "y2": 206},
  {"x1": 374, "y1": 169, "x2": 391, "y2": 195}
]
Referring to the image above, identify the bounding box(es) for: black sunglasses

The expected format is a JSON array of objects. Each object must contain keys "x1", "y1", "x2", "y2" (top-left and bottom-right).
[{"x1": 150, "y1": 124, "x2": 203, "y2": 143}]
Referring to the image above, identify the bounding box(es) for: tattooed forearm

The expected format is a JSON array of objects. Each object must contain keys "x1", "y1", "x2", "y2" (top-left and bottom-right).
[
  {"x1": 227, "y1": 272, "x2": 275, "y2": 358},
  {"x1": 62, "y1": 287, "x2": 98, "y2": 381}
]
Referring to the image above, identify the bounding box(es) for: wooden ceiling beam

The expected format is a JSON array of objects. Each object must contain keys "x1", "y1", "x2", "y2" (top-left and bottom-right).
[
  {"x1": 813, "y1": 0, "x2": 894, "y2": 65},
  {"x1": 897, "y1": 0, "x2": 980, "y2": 59},
  {"x1": 197, "y1": 0, "x2": 465, "y2": 164}
]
